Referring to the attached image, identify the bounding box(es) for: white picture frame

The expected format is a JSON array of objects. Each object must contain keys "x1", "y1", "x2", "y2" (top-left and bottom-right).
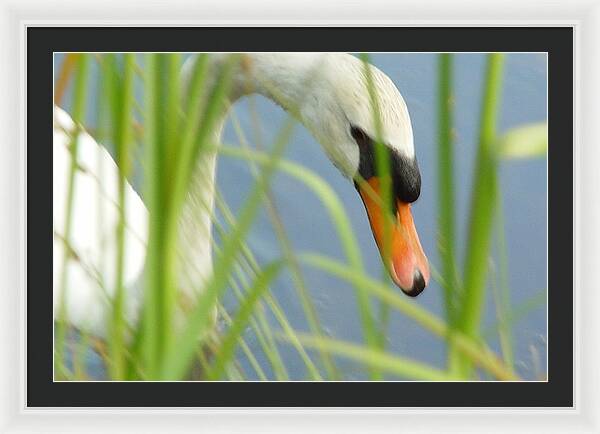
[{"x1": 1, "y1": 0, "x2": 596, "y2": 432}]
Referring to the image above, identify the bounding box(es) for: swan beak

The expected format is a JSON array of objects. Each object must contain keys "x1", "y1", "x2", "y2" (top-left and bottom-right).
[{"x1": 357, "y1": 177, "x2": 430, "y2": 296}]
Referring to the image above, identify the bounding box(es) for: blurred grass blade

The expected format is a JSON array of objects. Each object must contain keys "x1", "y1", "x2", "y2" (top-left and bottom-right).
[
  {"x1": 107, "y1": 53, "x2": 136, "y2": 379},
  {"x1": 210, "y1": 222, "x2": 291, "y2": 380},
  {"x1": 437, "y1": 53, "x2": 465, "y2": 377},
  {"x1": 300, "y1": 252, "x2": 518, "y2": 380},
  {"x1": 218, "y1": 144, "x2": 380, "y2": 378},
  {"x1": 55, "y1": 53, "x2": 90, "y2": 376},
  {"x1": 230, "y1": 109, "x2": 338, "y2": 379},
  {"x1": 496, "y1": 122, "x2": 547, "y2": 159},
  {"x1": 217, "y1": 304, "x2": 269, "y2": 381},
  {"x1": 437, "y1": 53, "x2": 460, "y2": 325},
  {"x1": 279, "y1": 333, "x2": 453, "y2": 381},
  {"x1": 174, "y1": 55, "x2": 238, "y2": 205},
  {"x1": 214, "y1": 193, "x2": 320, "y2": 379},
  {"x1": 492, "y1": 191, "x2": 514, "y2": 369},
  {"x1": 164, "y1": 54, "x2": 182, "y2": 182},
  {"x1": 160, "y1": 120, "x2": 294, "y2": 380},
  {"x1": 142, "y1": 53, "x2": 164, "y2": 376},
  {"x1": 483, "y1": 290, "x2": 546, "y2": 338},
  {"x1": 360, "y1": 53, "x2": 393, "y2": 273},
  {"x1": 455, "y1": 53, "x2": 505, "y2": 378},
  {"x1": 154, "y1": 54, "x2": 182, "y2": 363},
  {"x1": 206, "y1": 261, "x2": 284, "y2": 380},
  {"x1": 143, "y1": 54, "x2": 203, "y2": 378},
  {"x1": 169, "y1": 53, "x2": 212, "y2": 216}
]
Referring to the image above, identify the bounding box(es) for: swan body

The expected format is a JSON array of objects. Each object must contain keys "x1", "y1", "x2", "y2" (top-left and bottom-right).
[
  {"x1": 53, "y1": 107, "x2": 148, "y2": 336},
  {"x1": 53, "y1": 53, "x2": 428, "y2": 338}
]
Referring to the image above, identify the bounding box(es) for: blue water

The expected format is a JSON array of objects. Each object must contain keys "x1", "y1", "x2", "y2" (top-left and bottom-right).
[{"x1": 55, "y1": 53, "x2": 547, "y2": 380}]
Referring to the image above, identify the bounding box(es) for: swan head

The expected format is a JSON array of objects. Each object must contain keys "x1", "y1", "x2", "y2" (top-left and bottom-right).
[
  {"x1": 199, "y1": 53, "x2": 430, "y2": 296},
  {"x1": 293, "y1": 54, "x2": 430, "y2": 296}
]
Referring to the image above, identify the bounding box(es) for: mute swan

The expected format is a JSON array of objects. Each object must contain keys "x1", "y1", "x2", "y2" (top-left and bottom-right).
[{"x1": 53, "y1": 53, "x2": 429, "y2": 338}]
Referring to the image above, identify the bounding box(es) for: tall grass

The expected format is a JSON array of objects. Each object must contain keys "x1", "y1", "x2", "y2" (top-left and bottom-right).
[
  {"x1": 54, "y1": 53, "x2": 90, "y2": 377},
  {"x1": 53, "y1": 52, "x2": 546, "y2": 381},
  {"x1": 454, "y1": 54, "x2": 505, "y2": 378},
  {"x1": 104, "y1": 53, "x2": 136, "y2": 380},
  {"x1": 436, "y1": 53, "x2": 463, "y2": 375},
  {"x1": 229, "y1": 110, "x2": 338, "y2": 379}
]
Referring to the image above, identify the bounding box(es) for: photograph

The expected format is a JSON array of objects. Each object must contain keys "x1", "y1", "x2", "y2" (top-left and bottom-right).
[{"x1": 52, "y1": 51, "x2": 548, "y2": 382}]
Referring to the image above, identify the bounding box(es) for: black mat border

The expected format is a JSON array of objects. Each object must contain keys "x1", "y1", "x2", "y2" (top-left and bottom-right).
[{"x1": 27, "y1": 26, "x2": 573, "y2": 407}]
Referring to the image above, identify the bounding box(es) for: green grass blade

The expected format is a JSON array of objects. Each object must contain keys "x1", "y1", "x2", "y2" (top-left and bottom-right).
[
  {"x1": 491, "y1": 190, "x2": 514, "y2": 369},
  {"x1": 262, "y1": 293, "x2": 322, "y2": 380},
  {"x1": 168, "y1": 53, "x2": 211, "y2": 216},
  {"x1": 483, "y1": 290, "x2": 546, "y2": 339},
  {"x1": 218, "y1": 144, "x2": 379, "y2": 378},
  {"x1": 107, "y1": 53, "x2": 136, "y2": 379},
  {"x1": 206, "y1": 261, "x2": 284, "y2": 380},
  {"x1": 227, "y1": 271, "x2": 289, "y2": 380},
  {"x1": 360, "y1": 54, "x2": 393, "y2": 363},
  {"x1": 437, "y1": 53, "x2": 460, "y2": 323},
  {"x1": 142, "y1": 54, "x2": 192, "y2": 378},
  {"x1": 280, "y1": 333, "x2": 452, "y2": 381},
  {"x1": 436, "y1": 53, "x2": 464, "y2": 376},
  {"x1": 300, "y1": 252, "x2": 518, "y2": 380},
  {"x1": 496, "y1": 122, "x2": 547, "y2": 159},
  {"x1": 455, "y1": 53, "x2": 505, "y2": 378},
  {"x1": 156, "y1": 54, "x2": 182, "y2": 361},
  {"x1": 164, "y1": 54, "x2": 182, "y2": 181},
  {"x1": 210, "y1": 225, "x2": 291, "y2": 380},
  {"x1": 159, "y1": 121, "x2": 294, "y2": 380},
  {"x1": 141, "y1": 53, "x2": 162, "y2": 376},
  {"x1": 214, "y1": 192, "x2": 319, "y2": 379},
  {"x1": 55, "y1": 53, "x2": 90, "y2": 376},
  {"x1": 230, "y1": 109, "x2": 339, "y2": 379},
  {"x1": 217, "y1": 304, "x2": 269, "y2": 381},
  {"x1": 176, "y1": 55, "x2": 238, "y2": 204}
]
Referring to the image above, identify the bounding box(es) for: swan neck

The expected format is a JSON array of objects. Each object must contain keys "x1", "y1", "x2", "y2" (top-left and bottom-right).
[
  {"x1": 178, "y1": 53, "x2": 320, "y2": 294},
  {"x1": 237, "y1": 53, "x2": 326, "y2": 112},
  {"x1": 177, "y1": 119, "x2": 224, "y2": 297}
]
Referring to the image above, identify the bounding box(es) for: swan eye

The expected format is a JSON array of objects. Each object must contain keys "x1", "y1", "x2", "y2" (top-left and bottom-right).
[{"x1": 350, "y1": 126, "x2": 370, "y2": 148}]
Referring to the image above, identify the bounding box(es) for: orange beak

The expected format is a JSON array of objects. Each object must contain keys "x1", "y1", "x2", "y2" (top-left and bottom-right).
[{"x1": 357, "y1": 178, "x2": 430, "y2": 296}]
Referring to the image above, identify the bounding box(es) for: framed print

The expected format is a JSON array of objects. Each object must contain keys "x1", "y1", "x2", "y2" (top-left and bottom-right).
[
  {"x1": 32, "y1": 26, "x2": 570, "y2": 402},
  {"x1": 1, "y1": 0, "x2": 597, "y2": 431}
]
